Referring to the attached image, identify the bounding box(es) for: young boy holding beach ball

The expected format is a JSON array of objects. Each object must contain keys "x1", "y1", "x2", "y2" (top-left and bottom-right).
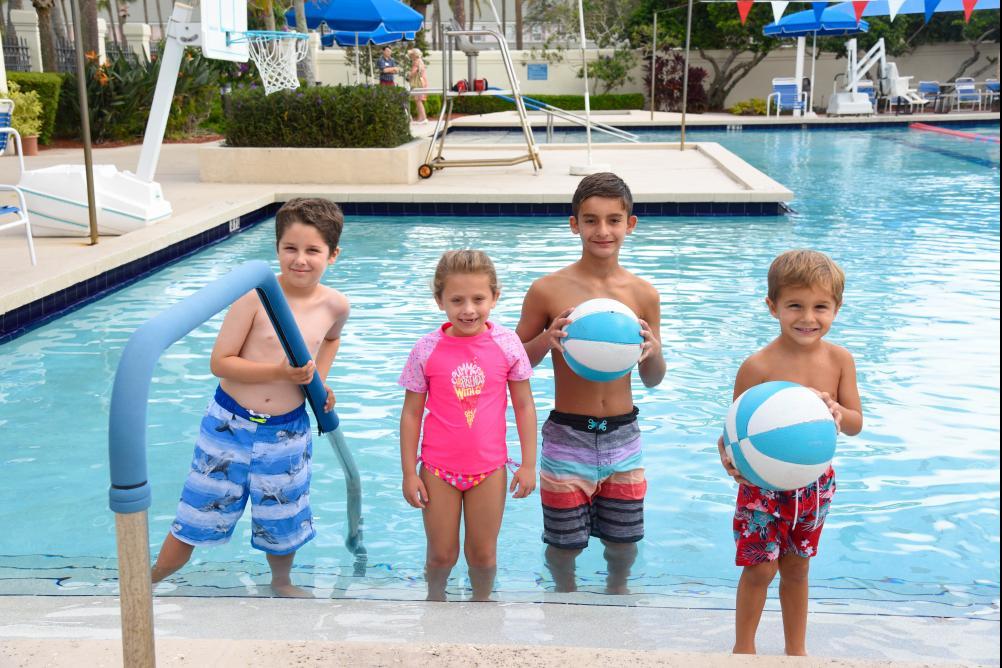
[
  {"x1": 717, "y1": 249, "x2": 863, "y2": 655},
  {"x1": 516, "y1": 172, "x2": 666, "y2": 594}
]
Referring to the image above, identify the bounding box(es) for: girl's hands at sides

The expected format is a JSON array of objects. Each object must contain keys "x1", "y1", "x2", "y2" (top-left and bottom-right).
[
  {"x1": 509, "y1": 466, "x2": 537, "y2": 498},
  {"x1": 403, "y1": 473, "x2": 428, "y2": 509}
]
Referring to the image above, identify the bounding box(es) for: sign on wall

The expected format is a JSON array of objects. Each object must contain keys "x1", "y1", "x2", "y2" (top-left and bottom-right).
[{"x1": 527, "y1": 63, "x2": 548, "y2": 81}]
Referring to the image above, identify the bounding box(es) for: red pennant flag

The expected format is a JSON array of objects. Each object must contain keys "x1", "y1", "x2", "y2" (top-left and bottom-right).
[
  {"x1": 737, "y1": 0, "x2": 754, "y2": 24},
  {"x1": 962, "y1": 0, "x2": 977, "y2": 22},
  {"x1": 852, "y1": 0, "x2": 869, "y2": 20}
]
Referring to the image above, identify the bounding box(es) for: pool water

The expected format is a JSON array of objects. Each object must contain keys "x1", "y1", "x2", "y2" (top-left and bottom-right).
[{"x1": 0, "y1": 125, "x2": 998, "y2": 617}]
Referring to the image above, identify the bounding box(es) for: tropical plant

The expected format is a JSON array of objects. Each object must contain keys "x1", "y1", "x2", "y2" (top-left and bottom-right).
[
  {"x1": 729, "y1": 97, "x2": 767, "y2": 115},
  {"x1": 645, "y1": 49, "x2": 707, "y2": 112},
  {"x1": 8, "y1": 81, "x2": 44, "y2": 138}
]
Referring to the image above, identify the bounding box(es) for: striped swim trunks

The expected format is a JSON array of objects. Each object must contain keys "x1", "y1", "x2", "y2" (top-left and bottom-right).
[
  {"x1": 539, "y1": 407, "x2": 647, "y2": 550},
  {"x1": 170, "y1": 386, "x2": 316, "y2": 556}
]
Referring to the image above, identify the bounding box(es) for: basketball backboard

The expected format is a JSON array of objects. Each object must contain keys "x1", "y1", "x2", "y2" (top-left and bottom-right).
[{"x1": 200, "y1": 0, "x2": 249, "y2": 62}]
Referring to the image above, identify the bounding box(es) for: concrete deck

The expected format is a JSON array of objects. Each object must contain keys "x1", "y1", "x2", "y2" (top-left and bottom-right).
[
  {"x1": 0, "y1": 596, "x2": 997, "y2": 667},
  {"x1": 0, "y1": 135, "x2": 789, "y2": 317},
  {"x1": 443, "y1": 109, "x2": 1000, "y2": 129}
]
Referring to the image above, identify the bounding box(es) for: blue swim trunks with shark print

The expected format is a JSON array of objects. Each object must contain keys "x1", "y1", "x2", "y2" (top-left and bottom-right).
[{"x1": 170, "y1": 386, "x2": 316, "y2": 555}]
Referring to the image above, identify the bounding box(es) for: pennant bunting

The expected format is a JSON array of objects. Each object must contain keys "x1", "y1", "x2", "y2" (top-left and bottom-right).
[
  {"x1": 962, "y1": 0, "x2": 977, "y2": 22},
  {"x1": 852, "y1": 0, "x2": 869, "y2": 21},
  {"x1": 771, "y1": 0, "x2": 790, "y2": 23},
  {"x1": 737, "y1": 0, "x2": 754, "y2": 24},
  {"x1": 812, "y1": 2, "x2": 828, "y2": 20},
  {"x1": 923, "y1": 0, "x2": 942, "y2": 22},
  {"x1": 887, "y1": 0, "x2": 905, "y2": 20}
]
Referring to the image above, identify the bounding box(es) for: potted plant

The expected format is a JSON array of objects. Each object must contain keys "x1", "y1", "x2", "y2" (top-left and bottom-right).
[{"x1": 7, "y1": 81, "x2": 43, "y2": 156}]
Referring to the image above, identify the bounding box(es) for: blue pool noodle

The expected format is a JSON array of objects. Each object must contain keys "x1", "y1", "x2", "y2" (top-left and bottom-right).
[{"x1": 108, "y1": 261, "x2": 338, "y2": 514}]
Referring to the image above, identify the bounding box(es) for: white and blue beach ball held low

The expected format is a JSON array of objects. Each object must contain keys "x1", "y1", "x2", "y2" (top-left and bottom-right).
[
  {"x1": 562, "y1": 298, "x2": 644, "y2": 382},
  {"x1": 722, "y1": 381, "x2": 837, "y2": 491}
]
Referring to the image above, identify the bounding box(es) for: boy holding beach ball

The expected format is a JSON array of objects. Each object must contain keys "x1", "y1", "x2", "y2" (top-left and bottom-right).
[
  {"x1": 517, "y1": 173, "x2": 666, "y2": 594},
  {"x1": 717, "y1": 249, "x2": 863, "y2": 656}
]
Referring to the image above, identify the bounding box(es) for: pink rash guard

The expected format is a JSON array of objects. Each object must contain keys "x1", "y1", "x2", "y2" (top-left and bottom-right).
[{"x1": 399, "y1": 322, "x2": 532, "y2": 474}]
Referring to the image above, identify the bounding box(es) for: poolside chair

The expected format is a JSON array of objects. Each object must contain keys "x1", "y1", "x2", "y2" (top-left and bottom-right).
[
  {"x1": 0, "y1": 102, "x2": 38, "y2": 266},
  {"x1": 855, "y1": 79, "x2": 878, "y2": 114},
  {"x1": 918, "y1": 81, "x2": 945, "y2": 113},
  {"x1": 952, "y1": 77, "x2": 982, "y2": 111},
  {"x1": 880, "y1": 62, "x2": 928, "y2": 114},
  {"x1": 984, "y1": 78, "x2": 1000, "y2": 111},
  {"x1": 766, "y1": 77, "x2": 807, "y2": 116}
]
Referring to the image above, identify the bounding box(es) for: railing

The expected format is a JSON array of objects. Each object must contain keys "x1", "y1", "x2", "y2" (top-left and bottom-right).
[
  {"x1": 108, "y1": 261, "x2": 358, "y2": 667},
  {"x1": 55, "y1": 35, "x2": 77, "y2": 73},
  {"x1": 2, "y1": 33, "x2": 31, "y2": 72},
  {"x1": 105, "y1": 39, "x2": 139, "y2": 65}
]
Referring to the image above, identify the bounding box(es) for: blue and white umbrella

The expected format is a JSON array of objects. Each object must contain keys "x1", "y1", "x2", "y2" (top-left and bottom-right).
[{"x1": 286, "y1": 0, "x2": 423, "y2": 33}]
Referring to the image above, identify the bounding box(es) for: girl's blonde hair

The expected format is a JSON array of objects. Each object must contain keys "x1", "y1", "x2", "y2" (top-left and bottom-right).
[
  {"x1": 408, "y1": 48, "x2": 423, "y2": 60},
  {"x1": 433, "y1": 250, "x2": 500, "y2": 299}
]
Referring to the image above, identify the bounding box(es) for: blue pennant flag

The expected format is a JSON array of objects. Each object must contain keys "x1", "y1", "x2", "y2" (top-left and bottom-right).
[{"x1": 923, "y1": 0, "x2": 942, "y2": 21}]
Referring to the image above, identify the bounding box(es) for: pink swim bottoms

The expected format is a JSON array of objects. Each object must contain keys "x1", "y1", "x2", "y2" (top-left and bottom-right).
[{"x1": 420, "y1": 459, "x2": 514, "y2": 492}]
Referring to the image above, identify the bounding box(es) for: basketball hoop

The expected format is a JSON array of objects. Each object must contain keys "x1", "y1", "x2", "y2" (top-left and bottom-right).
[{"x1": 230, "y1": 30, "x2": 310, "y2": 95}]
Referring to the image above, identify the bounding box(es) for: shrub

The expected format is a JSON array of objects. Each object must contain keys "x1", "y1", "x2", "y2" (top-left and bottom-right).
[
  {"x1": 452, "y1": 92, "x2": 645, "y2": 115},
  {"x1": 729, "y1": 98, "x2": 767, "y2": 116},
  {"x1": 645, "y1": 51, "x2": 708, "y2": 114},
  {"x1": 224, "y1": 84, "x2": 412, "y2": 148},
  {"x1": 7, "y1": 81, "x2": 44, "y2": 138},
  {"x1": 55, "y1": 49, "x2": 221, "y2": 143},
  {"x1": 8, "y1": 71, "x2": 61, "y2": 143}
]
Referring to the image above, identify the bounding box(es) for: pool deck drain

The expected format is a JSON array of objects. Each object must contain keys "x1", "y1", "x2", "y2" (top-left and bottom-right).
[{"x1": 0, "y1": 596, "x2": 997, "y2": 666}]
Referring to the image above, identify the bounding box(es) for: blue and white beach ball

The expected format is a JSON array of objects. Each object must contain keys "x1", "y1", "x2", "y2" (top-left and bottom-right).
[
  {"x1": 563, "y1": 298, "x2": 643, "y2": 382},
  {"x1": 722, "y1": 381, "x2": 836, "y2": 491}
]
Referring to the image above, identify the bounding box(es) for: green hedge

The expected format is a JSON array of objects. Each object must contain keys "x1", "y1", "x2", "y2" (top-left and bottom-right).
[
  {"x1": 452, "y1": 93, "x2": 645, "y2": 115},
  {"x1": 7, "y1": 71, "x2": 62, "y2": 144},
  {"x1": 224, "y1": 85, "x2": 412, "y2": 148}
]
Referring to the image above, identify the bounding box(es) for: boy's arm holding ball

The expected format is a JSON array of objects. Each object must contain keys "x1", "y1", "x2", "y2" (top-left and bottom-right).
[
  {"x1": 636, "y1": 282, "x2": 665, "y2": 388},
  {"x1": 716, "y1": 355, "x2": 766, "y2": 485},
  {"x1": 821, "y1": 346, "x2": 863, "y2": 436},
  {"x1": 516, "y1": 280, "x2": 572, "y2": 367}
]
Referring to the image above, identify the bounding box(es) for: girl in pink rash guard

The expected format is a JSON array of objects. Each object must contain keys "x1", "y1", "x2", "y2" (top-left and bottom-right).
[{"x1": 399, "y1": 250, "x2": 538, "y2": 602}]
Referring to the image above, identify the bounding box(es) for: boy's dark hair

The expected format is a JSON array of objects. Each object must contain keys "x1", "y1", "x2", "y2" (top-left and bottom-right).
[
  {"x1": 571, "y1": 172, "x2": 634, "y2": 218},
  {"x1": 275, "y1": 198, "x2": 344, "y2": 253}
]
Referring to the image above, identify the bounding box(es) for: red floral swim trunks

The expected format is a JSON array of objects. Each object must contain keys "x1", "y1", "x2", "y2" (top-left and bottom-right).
[{"x1": 733, "y1": 467, "x2": 835, "y2": 566}]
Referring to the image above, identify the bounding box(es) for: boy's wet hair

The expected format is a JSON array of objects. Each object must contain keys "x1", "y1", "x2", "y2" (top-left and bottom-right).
[
  {"x1": 571, "y1": 172, "x2": 634, "y2": 218},
  {"x1": 275, "y1": 198, "x2": 344, "y2": 253},
  {"x1": 433, "y1": 250, "x2": 500, "y2": 299},
  {"x1": 768, "y1": 249, "x2": 845, "y2": 306}
]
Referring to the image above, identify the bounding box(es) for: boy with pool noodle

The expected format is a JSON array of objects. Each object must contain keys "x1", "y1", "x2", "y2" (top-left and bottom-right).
[
  {"x1": 717, "y1": 249, "x2": 862, "y2": 655},
  {"x1": 151, "y1": 198, "x2": 350, "y2": 597},
  {"x1": 516, "y1": 172, "x2": 666, "y2": 594}
]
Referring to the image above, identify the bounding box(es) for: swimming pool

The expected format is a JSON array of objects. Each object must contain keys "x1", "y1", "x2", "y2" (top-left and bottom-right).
[{"x1": 0, "y1": 125, "x2": 997, "y2": 618}]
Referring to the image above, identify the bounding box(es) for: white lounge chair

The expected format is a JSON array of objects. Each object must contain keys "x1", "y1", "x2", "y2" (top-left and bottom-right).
[
  {"x1": 0, "y1": 100, "x2": 38, "y2": 266},
  {"x1": 881, "y1": 62, "x2": 929, "y2": 114},
  {"x1": 766, "y1": 77, "x2": 807, "y2": 116},
  {"x1": 952, "y1": 78, "x2": 982, "y2": 111}
]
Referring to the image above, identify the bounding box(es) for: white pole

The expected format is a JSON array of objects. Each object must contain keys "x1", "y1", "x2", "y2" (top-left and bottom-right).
[
  {"x1": 679, "y1": 0, "x2": 693, "y2": 150},
  {"x1": 794, "y1": 35, "x2": 805, "y2": 117},
  {"x1": 650, "y1": 11, "x2": 657, "y2": 121},
  {"x1": 808, "y1": 31, "x2": 817, "y2": 116},
  {"x1": 354, "y1": 33, "x2": 360, "y2": 85},
  {"x1": 136, "y1": 3, "x2": 192, "y2": 182},
  {"x1": 578, "y1": 0, "x2": 592, "y2": 165},
  {"x1": 569, "y1": 0, "x2": 608, "y2": 174}
]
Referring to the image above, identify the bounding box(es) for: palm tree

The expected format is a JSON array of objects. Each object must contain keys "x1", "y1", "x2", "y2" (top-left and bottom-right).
[
  {"x1": 449, "y1": 0, "x2": 464, "y2": 30},
  {"x1": 31, "y1": 0, "x2": 57, "y2": 71},
  {"x1": 514, "y1": 0, "x2": 522, "y2": 50},
  {"x1": 81, "y1": 0, "x2": 99, "y2": 54},
  {"x1": 292, "y1": 0, "x2": 313, "y2": 86},
  {"x1": 99, "y1": 0, "x2": 120, "y2": 45}
]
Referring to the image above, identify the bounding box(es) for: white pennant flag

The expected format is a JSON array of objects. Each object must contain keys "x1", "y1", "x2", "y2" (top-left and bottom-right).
[
  {"x1": 887, "y1": 0, "x2": 906, "y2": 20},
  {"x1": 771, "y1": 1, "x2": 790, "y2": 22}
]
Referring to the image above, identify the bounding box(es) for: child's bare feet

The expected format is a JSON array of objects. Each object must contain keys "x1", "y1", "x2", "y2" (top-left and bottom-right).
[
  {"x1": 270, "y1": 581, "x2": 311, "y2": 598},
  {"x1": 605, "y1": 584, "x2": 631, "y2": 595},
  {"x1": 732, "y1": 643, "x2": 756, "y2": 655}
]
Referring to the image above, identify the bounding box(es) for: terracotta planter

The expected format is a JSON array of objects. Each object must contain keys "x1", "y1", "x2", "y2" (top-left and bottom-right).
[{"x1": 20, "y1": 135, "x2": 39, "y2": 156}]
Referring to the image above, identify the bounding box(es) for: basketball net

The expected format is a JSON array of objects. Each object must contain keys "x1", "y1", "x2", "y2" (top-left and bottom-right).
[{"x1": 246, "y1": 34, "x2": 310, "y2": 95}]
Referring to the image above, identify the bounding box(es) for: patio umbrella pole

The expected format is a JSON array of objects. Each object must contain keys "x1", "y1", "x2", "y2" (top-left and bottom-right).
[
  {"x1": 808, "y1": 31, "x2": 817, "y2": 116},
  {"x1": 70, "y1": 0, "x2": 99, "y2": 244},
  {"x1": 680, "y1": 0, "x2": 694, "y2": 151}
]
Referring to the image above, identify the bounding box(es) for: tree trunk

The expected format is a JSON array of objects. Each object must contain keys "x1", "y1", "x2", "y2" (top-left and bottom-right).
[
  {"x1": 264, "y1": 0, "x2": 276, "y2": 31},
  {"x1": 699, "y1": 47, "x2": 769, "y2": 110},
  {"x1": 432, "y1": 0, "x2": 441, "y2": 49},
  {"x1": 106, "y1": 2, "x2": 119, "y2": 45},
  {"x1": 293, "y1": 0, "x2": 313, "y2": 86},
  {"x1": 514, "y1": 0, "x2": 522, "y2": 50},
  {"x1": 468, "y1": 0, "x2": 473, "y2": 30},
  {"x1": 33, "y1": 0, "x2": 58, "y2": 72},
  {"x1": 51, "y1": 0, "x2": 66, "y2": 39},
  {"x1": 449, "y1": 0, "x2": 464, "y2": 30},
  {"x1": 154, "y1": 0, "x2": 164, "y2": 39},
  {"x1": 81, "y1": 0, "x2": 99, "y2": 54},
  {"x1": 948, "y1": 30, "x2": 998, "y2": 82},
  {"x1": 141, "y1": 0, "x2": 149, "y2": 25}
]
